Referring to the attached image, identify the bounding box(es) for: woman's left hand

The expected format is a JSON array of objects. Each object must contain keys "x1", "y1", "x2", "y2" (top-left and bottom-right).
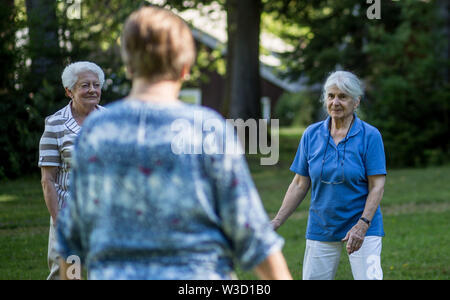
[{"x1": 342, "y1": 220, "x2": 369, "y2": 255}]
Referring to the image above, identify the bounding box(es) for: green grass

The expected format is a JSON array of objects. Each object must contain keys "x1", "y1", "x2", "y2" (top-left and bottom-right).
[
  {"x1": 1, "y1": 128, "x2": 449, "y2": 279},
  {"x1": 0, "y1": 176, "x2": 50, "y2": 280},
  {"x1": 234, "y1": 162, "x2": 450, "y2": 280}
]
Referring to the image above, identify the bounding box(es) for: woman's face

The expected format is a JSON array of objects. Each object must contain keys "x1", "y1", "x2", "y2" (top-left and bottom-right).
[
  {"x1": 325, "y1": 85, "x2": 359, "y2": 120},
  {"x1": 67, "y1": 71, "x2": 101, "y2": 112}
]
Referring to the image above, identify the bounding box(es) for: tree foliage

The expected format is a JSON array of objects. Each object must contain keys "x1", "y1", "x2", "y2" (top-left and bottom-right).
[
  {"x1": 0, "y1": 0, "x2": 448, "y2": 179},
  {"x1": 364, "y1": 0, "x2": 450, "y2": 166},
  {"x1": 1, "y1": 0, "x2": 144, "y2": 179},
  {"x1": 264, "y1": 0, "x2": 449, "y2": 167},
  {"x1": 0, "y1": 0, "x2": 227, "y2": 179},
  {"x1": 0, "y1": 0, "x2": 21, "y2": 178}
]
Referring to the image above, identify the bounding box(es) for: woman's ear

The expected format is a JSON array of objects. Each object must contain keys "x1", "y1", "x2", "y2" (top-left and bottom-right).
[
  {"x1": 180, "y1": 64, "x2": 191, "y2": 82},
  {"x1": 354, "y1": 96, "x2": 361, "y2": 110},
  {"x1": 65, "y1": 87, "x2": 73, "y2": 99},
  {"x1": 125, "y1": 65, "x2": 133, "y2": 80}
]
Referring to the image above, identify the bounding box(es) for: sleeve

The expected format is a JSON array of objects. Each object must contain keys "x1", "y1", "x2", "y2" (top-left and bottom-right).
[
  {"x1": 55, "y1": 134, "x2": 86, "y2": 263},
  {"x1": 204, "y1": 119, "x2": 284, "y2": 271},
  {"x1": 289, "y1": 127, "x2": 310, "y2": 176},
  {"x1": 365, "y1": 128, "x2": 387, "y2": 176},
  {"x1": 38, "y1": 117, "x2": 61, "y2": 167}
]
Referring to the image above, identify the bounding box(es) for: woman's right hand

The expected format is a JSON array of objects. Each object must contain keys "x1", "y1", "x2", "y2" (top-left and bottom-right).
[{"x1": 270, "y1": 219, "x2": 282, "y2": 231}]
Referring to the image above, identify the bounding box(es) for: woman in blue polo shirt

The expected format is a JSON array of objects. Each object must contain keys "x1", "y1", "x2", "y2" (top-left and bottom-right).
[{"x1": 271, "y1": 71, "x2": 386, "y2": 280}]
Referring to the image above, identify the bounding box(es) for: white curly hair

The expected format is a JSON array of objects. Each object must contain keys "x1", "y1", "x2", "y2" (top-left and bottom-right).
[
  {"x1": 321, "y1": 70, "x2": 364, "y2": 104},
  {"x1": 61, "y1": 61, "x2": 105, "y2": 90}
]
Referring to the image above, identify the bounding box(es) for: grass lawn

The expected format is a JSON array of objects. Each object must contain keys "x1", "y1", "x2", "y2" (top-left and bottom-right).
[
  {"x1": 236, "y1": 162, "x2": 450, "y2": 280},
  {"x1": 0, "y1": 127, "x2": 449, "y2": 280},
  {"x1": 0, "y1": 177, "x2": 50, "y2": 279}
]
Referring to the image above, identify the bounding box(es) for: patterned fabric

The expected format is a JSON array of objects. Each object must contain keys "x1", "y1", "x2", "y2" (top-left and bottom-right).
[
  {"x1": 38, "y1": 101, "x2": 105, "y2": 209},
  {"x1": 56, "y1": 99, "x2": 284, "y2": 280}
]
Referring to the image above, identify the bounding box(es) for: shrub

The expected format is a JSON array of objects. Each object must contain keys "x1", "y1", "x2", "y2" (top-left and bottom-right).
[
  {"x1": 274, "y1": 90, "x2": 322, "y2": 127},
  {"x1": 363, "y1": 0, "x2": 450, "y2": 167}
]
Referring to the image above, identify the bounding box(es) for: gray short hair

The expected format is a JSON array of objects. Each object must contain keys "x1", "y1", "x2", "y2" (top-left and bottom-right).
[
  {"x1": 321, "y1": 71, "x2": 364, "y2": 104},
  {"x1": 61, "y1": 61, "x2": 105, "y2": 90}
]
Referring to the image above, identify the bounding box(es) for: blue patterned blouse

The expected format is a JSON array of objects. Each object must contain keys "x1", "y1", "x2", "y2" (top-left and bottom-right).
[{"x1": 56, "y1": 99, "x2": 284, "y2": 279}]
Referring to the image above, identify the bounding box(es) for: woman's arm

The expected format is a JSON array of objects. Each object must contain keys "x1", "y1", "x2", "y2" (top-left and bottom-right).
[
  {"x1": 342, "y1": 174, "x2": 385, "y2": 255},
  {"x1": 361, "y1": 174, "x2": 386, "y2": 222},
  {"x1": 271, "y1": 174, "x2": 311, "y2": 231},
  {"x1": 40, "y1": 166, "x2": 59, "y2": 224},
  {"x1": 253, "y1": 250, "x2": 293, "y2": 280}
]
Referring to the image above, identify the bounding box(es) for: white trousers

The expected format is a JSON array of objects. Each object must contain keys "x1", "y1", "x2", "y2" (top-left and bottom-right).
[
  {"x1": 47, "y1": 217, "x2": 60, "y2": 280},
  {"x1": 302, "y1": 236, "x2": 383, "y2": 280}
]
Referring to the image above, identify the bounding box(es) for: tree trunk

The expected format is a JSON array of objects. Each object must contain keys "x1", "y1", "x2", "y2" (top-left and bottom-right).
[
  {"x1": 222, "y1": 0, "x2": 237, "y2": 118},
  {"x1": 227, "y1": 0, "x2": 262, "y2": 121},
  {"x1": 0, "y1": 0, "x2": 15, "y2": 93},
  {"x1": 436, "y1": 0, "x2": 449, "y2": 81},
  {"x1": 25, "y1": 0, "x2": 60, "y2": 90}
]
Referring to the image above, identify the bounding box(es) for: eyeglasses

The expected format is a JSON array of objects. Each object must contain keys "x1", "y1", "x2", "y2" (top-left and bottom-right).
[
  {"x1": 77, "y1": 82, "x2": 101, "y2": 91},
  {"x1": 320, "y1": 117, "x2": 354, "y2": 185}
]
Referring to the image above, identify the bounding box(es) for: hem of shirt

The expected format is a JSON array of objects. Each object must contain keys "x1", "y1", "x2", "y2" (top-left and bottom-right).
[
  {"x1": 306, "y1": 232, "x2": 385, "y2": 242},
  {"x1": 366, "y1": 169, "x2": 387, "y2": 176},
  {"x1": 38, "y1": 162, "x2": 61, "y2": 167},
  {"x1": 289, "y1": 166, "x2": 309, "y2": 177},
  {"x1": 240, "y1": 238, "x2": 285, "y2": 271}
]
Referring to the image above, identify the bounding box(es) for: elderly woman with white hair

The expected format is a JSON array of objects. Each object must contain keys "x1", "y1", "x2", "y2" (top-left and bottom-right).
[
  {"x1": 271, "y1": 70, "x2": 387, "y2": 280},
  {"x1": 38, "y1": 61, "x2": 106, "y2": 280}
]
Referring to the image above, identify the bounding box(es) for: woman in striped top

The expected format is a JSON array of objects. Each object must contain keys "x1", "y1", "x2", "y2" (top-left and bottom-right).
[{"x1": 38, "y1": 61, "x2": 106, "y2": 279}]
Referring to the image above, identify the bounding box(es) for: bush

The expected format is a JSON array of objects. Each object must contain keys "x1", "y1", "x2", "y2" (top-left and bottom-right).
[
  {"x1": 363, "y1": 0, "x2": 450, "y2": 167},
  {"x1": 274, "y1": 90, "x2": 322, "y2": 127}
]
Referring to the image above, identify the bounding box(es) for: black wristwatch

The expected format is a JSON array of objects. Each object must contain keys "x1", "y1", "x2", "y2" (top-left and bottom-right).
[{"x1": 359, "y1": 217, "x2": 371, "y2": 226}]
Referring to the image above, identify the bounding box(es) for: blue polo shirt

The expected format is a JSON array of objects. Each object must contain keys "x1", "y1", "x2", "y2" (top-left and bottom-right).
[{"x1": 290, "y1": 114, "x2": 386, "y2": 242}]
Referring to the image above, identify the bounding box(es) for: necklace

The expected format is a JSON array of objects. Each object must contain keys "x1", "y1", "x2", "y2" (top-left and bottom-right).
[
  {"x1": 329, "y1": 115, "x2": 355, "y2": 141},
  {"x1": 320, "y1": 115, "x2": 355, "y2": 184}
]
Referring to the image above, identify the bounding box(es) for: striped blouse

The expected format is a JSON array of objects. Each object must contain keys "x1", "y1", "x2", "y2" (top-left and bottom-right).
[{"x1": 38, "y1": 102, "x2": 105, "y2": 209}]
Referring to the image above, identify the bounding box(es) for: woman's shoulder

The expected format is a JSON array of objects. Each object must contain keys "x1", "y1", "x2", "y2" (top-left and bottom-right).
[
  {"x1": 84, "y1": 99, "x2": 225, "y2": 127},
  {"x1": 308, "y1": 119, "x2": 326, "y2": 130},
  {"x1": 302, "y1": 119, "x2": 327, "y2": 137},
  {"x1": 45, "y1": 103, "x2": 71, "y2": 124},
  {"x1": 172, "y1": 101, "x2": 224, "y2": 119},
  {"x1": 359, "y1": 119, "x2": 383, "y2": 138},
  {"x1": 103, "y1": 99, "x2": 222, "y2": 117},
  {"x1": 87, "y1": 99, "x2": 128, "y2": 119},
  {"x1": 80, "y1": 100, "x2": 123, "y2": 131},
  {"x1": 101, "y1": 98, "x2": 128, "y2": 112},
  {"x1": 162, "y1": 102, "x2": 226, "y2": 124}
]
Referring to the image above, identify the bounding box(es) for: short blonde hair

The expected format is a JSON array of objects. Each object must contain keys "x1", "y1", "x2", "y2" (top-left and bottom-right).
[{"x1": 120, "y1": 6, "x2": 196, "y2": 81}]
